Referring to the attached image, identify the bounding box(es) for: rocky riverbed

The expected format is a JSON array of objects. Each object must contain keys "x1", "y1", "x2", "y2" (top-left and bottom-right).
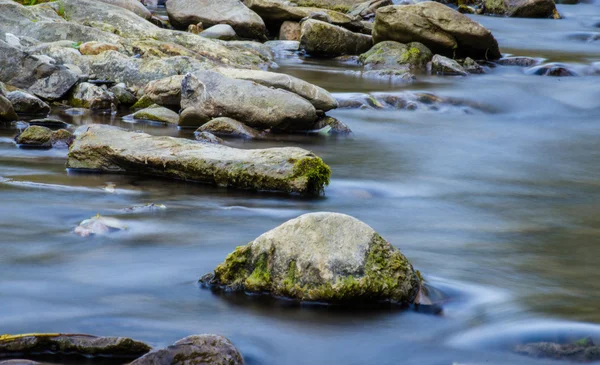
[{"x1": 1, "y1": 0, "x2": 599, "y2": 363}]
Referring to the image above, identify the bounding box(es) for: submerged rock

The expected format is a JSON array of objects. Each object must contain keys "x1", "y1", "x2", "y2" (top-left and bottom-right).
[
  {"x1": 430, "y1": 54, "x2": 468, "y2": 76},
  {"x1": 484, "y1": 0, "x2": 557, "y2": 18},
  {"x1": 133, "y1": 104, "x2": 180, "y2": 125},
  {"x1": 0, "y1": 333, "x2": 151, "y2": 359},
  {"x1": 6, "y1": 91, "x2": 50, "y2": 115},
  {"x1": 129, "y1": 335, "x2": 243, "y2": 365},
  {"x1": 179, "y1": 70, "x2": 317, "y2": 131},
  {"x1": 496, "y1": 57, "x2": 541, "y2": 67},
  {"x1": 15, "y1": 125, "x2": 53, "y2": 148},
  {"x1": 74, "y1": 214, "x2": 128, "y2": 237},
  {"x1": 359, "y1": 41, "x2": 432, "y2": 71},
  {"x1": 372, "y1": 2, "x2": 501, "y2": 60},
  {"x1": 166, "y1": 0, "x2": 267, "y2": 40},
  {"x1": 67, "y1": 125, "x2": 331, "y2": 195},
  {"x1": 527, "y1": 63, "x2": 579, "y2": 77},
  {"x1": 515, "y1": 337, "x2": 600, "y2": 362},
  {"x1": 300, "y1": 19, "x2": 373, "y2": 57},
  {"x1": 362, "y1": 69, "x2": 416, "y2": 83},
  {"x1": 310, "y1": 116, "x2": 353, "y2": 135},
  {"x1": 201, "y1": 212, "x2": 420, "y2": 304},
  {"x1": 197, "y1": 117, "x2": 262, "y2": 139}
]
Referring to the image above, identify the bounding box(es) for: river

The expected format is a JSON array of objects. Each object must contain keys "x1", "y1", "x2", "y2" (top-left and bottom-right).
[{"x1": 1, "y1": 2, "x2": 600, "y2": 364}]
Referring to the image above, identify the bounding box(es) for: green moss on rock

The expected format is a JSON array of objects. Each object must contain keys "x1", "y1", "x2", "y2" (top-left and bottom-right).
[{"x1": 290, "y1": 156, "x2": 331, "y2": 195}]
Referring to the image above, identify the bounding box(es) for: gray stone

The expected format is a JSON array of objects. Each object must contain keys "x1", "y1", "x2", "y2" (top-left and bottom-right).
[
  {"x1": 166, "y1": 0, "x2": 267, "y2": 39},
  {"x1": 300, "y1": 19, "x2": 373, "y2": 57},
  {"x1": 67, "y1": 124, "x2": 331, "y2": 195},
  {"x1": 129, "y1": 335, "x2": 243, "y2": 365},
  {"x1": 133, "y1": 104, "x2": 180, "y2": 124},
  {"x1": 200, "y1": 24, "x2": 238, "y2": 41},
  {"x1": 373, "y1": 2, "x2": 501, "y2": 60},
  {"x1": 246, "y1": 0, "x2": 357, "y2": 26},
  {"x1": 200, "y1": 212, "x2": 420, "y2": 304},
  {"x1": 96, "y1": 0, "x2": 152, "y2": 20},
  {"x1": 359, "y1": 41, "x2": 432, "y2": 71},
  {"x1": 180, "y1": 70, "x2": 317, "y2": 131},
  {"x1": 215, "y1": 67, "x2": 338, "y2": 112},
  {"x1": 311, "y1": 116, "x2": 352, "y2": 135},
  {"x1": 6, "y1": 91, "x2": 50, "y2": 115},
  {"x1": 109, "y1": 83, "x2": 137, "y2": 106},
  {"x1": 195, "y1": 131, "x2": 224, "y2": 144},
  {"x1": 362, "y1": 69, "x2": 416, "y2": 83},
  {"x1": 430, "y1": 54, "x2": 468, "y2": 76},
  {"x1": 348, "y1": 0, "x2": 392, "y2": 19},
  {"x1": 0, "y1": 95, "x2": 18, "y2": 122},
  {"x1": 142, "y1": 75, "x2": 184, "y2": 109},
  {"x1": 198, "y1": 117, "x2": 262, "y2": 139},
  {"x1": 69, "y1": 82, "x2": 115, "y2": 110},
  {"x1": 484, "y1": 0, "x2": 557, "y2": 18}
]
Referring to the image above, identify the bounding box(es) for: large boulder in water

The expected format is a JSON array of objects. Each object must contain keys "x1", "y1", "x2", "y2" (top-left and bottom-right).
[
  {"x1": 201, "y1": 212, "x2": 420, "y2": 304},
  {"x1": 245, "y1": 0, "x2": 357, "y2": 27},
  {"x1": 166, "y1": 0, "x2": 267, "y2": 40},
  {"x1": 67, "y1": 125, "x2": 331, "y2": 195},
  {"x1": 179, "y1": 70, "x2": 318, "y2": 131},
  {"x1": 359, "y1": 41, "x2": 432, "y2": 71},
  {"x1": 372, "y1": 2, "x2": 501, "y2": 60},
  {"x1": 6, "y1": 91, "x2": 51, "y2": 115},
  {"x1": 129, "y1": 335, "x2": 243, "y2": 365},
  {"x1": 300, "y1": 19, "x2": 373, "y2": 57},
  {"x1": 484, "y1": 0, "x2": 557, "y2": 18}
]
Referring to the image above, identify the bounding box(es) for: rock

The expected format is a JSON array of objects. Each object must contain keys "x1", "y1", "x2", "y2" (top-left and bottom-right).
[
  {"x1": 195, "y1": 131, "x2": 224, "y2": 144},
  {"x1": 0, "y1": 81, "x2": 7, "y2": 97},
  {"x1": 64, "y1": 108, "x2": 91, "y2": 116},
  {"x1": 372, "y1": 2, "x2": 501, "y2": 60},
  {"x1": 79, "y1": 41, "x2": 122, "y2": 56},
  {"x1": 359, "y1": 41, "x2": 432, "y2": 71},
  {"x1": 142, "y1": 75, "x2": 184, "y2": 110},
  {"x1": 197, "y1": 117, "x2": 262, "y2": 139},
  {"x1": 179, "y1": 70, "x2": 317, "y2": 131},
  {"x1": 200, "y1": 24, "x2": 238, "y2": 41},
  {"x1": 348, "y1": 0, "x2": 393, "y2": 19},
  {"x1": 97, "y1": 0, "x2": 152, "y2": 20},
  {"x1": 129, "y1": 335, "x2": 243, "y2": 365},
  {"x1": 430, "y1": 54, "x2": 468, "y2": 76},
  {"x1": 133, "y1": 104, "x2": 180, "y2": 124},
  {"x1": 51, "y1": 128, "x2": 74, "y2": 148},
  {"x1": 121, "y1": 203, "x2": 167, "y2": 213},
  {"x1": 496, "y1": 56, "x2": 541, "y2": 67},
  {"x1": 28, "y1": 68, "x2": 79, "y2": 101},
  {"x1": 0, "y1": 360, "x2": 45, "y2": 365},
  {"x1": 515, "y1": 337, "x2": 600, "y2": 362},
  {"x1": 109, "y1": 83, "x2": 137, "y2": 106},
  {"x1": 67, "y1": 125, "x2": 331, "y2": 195},
  {"x1": 0, "y1": 333, "x2": 150, "y2": 358},
  {"x1": 74, "y1": 214, "x2": 128, "y2": 237},
  {"x1": 311, "y1": 116, "x2": 352, "y2": 135},
  {"x1": 290, "y1": 0, "x2": 367, "y2": 11},
  {"x1": 132, "y1": 94, "x2": 155, "y2": 110},
  {"x1": 215, "y1": 68, "x2": 338, "y2": 112},
  {"x1": 0, "y1": 95, "x2": 18, "y2": 122},
  {"x1": 300, "y1": 19, "x2": 373, "y2": 57},
  {"x1": 6, "y1": 91, "x2": 50, "y2": 115},
  {"x1": 265, "y1": 40, "x2": 300, "y2": 58},
  {"x1": 528, "y1": 63, "x2": 578, "y2": 76},
  {"x1": 15, "y1": 125, "x2": 53, "y2": 148},
  {"x1": 484, "y1": 0, "x2": 557, "y2": 18},
  {"x1": 280, "y1": 21, "x2": 301, "y2": 41},
  {"x1": 69, "y1": 82, "x2": 115, "y2": 110},
  {"x1": 461, "y1": 57, "x2": 485, "y2": 74},
  {"x1": 200, "y1": 212, "x2": 420, "y2": 303},
  {"x1": 245, "y1": 0, "x2": 357, "y2": 27},
  {"x1": 28, "y1": 118, "x2": 70, "y2": 128},
  {"x1": 362, "y1": 69, "x2": 416, "y2": 83},
  {"x1": 166, "y1": 0, "x2": 267, "y2": 40}
]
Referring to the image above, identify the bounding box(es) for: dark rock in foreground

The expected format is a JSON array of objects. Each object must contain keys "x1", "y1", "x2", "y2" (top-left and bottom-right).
[
  {"x1": 67, "y1": 125, "x2": 331, "y2": 195},
  {"x1": 515, "y1": 337, "x2": 600, "y2": 362},
  {"x1": 201, "y1": 212, "x2": 420, "y2": 304}
]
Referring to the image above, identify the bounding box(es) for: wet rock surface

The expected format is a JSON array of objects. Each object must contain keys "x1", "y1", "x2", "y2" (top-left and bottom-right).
[
  {"x1": 300, "y1": 19, "x2": 373, "y2": 57},
  {"x1": 197, "y1": 117, "x2": 263, "y2": 139},
  {"x1": 515, "y1": 337, "x2": 600, "y2": 362}
]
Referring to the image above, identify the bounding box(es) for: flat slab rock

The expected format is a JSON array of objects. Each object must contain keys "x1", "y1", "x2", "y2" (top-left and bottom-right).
[
  {"x1": 66, "y1": 125, "x2": 331, "y2": 195},
  {"x1": 0, "y1": 333, "x2": 151, "y2": 358}
]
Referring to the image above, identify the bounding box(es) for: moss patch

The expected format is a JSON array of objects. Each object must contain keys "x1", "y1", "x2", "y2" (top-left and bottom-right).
[{"x1": 290, "y1": 156, "x2": 331, "y2": 195}]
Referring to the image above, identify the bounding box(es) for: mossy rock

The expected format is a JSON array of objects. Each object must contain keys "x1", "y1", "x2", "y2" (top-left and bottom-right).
[
  {"x1": 359, "y1": 41, "x2": 432, "y2": 71},
  {"x1": 201, "y1": 212, "x2": 420, "y2": 304},
  {"x1": 15, "y1": 125, "x2": 53, "y2": 148}
]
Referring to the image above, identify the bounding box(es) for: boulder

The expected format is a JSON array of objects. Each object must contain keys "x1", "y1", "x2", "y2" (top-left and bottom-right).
[
  {"x1": 430, "y1": 54, "x2": 468, "y2": 75},
  {"x1": 348, "y1": 0, "x2": 393, "y2": 19},
  {"x1": 359, "y1": 41, "x2": 432, "y2": 71},
  {"x1": 0, "y1": 333, "x2": 151, "y2": 359},
  {"x1": 15, "y1": 125, "x2": 53, "y2": 148},
  {"x1": 311, "y1": 116, "x2": 352, "y2": 135},
  {"x1": 6, "y1": 91, "x2": 50, "y2": 115},
  {"x1": 461, "y1": 57, "x2": 485, "y2": 74},
  {"x1": 97, "y1": 0, "x2": 152, "y2": 20},
  {"x1": 28, "y1": 67, "x2": 79, "y2": 101},
  {"x1": 300, "y1": 19, "x2": 373, "y2": 57},
  {"x1": 215, "y1": 67, "x2": 338, "y2": 111},
  {"x1": 129, "y1": 335, "x2": 243, "y2": 365},
  {"x1": 279, "y1": 21, "x2": 301, "y2": 41},
  {"x1": 166, "y1": 0, "x2": 267, "y2": 40},
  {"x1": 245, "y1": 0, "x2": 357, "y2": 27},
  {"x1": 79, "y1": 41, "x2": 122, "y2": 56},
  {"x1": 195, "y1": 131, "x2": 224, "y2": 144},
  {"x1": 484, "y1": 0, "x2": 557, "y2": 18},
  {"x1": 109, "y1": 83, "x2": 137, "y2": 106},
  {"x1": 142, "y1": 75, "x2": 184, "y2": 109},
  {"x1": 67, "y1": 124, "x2": 331, "y2": 195},
  {"x1": 179, "y1": 71, "x2": 317, "y2": 131},
  {"x1": 50, "y1": 128, "x2": 75, "y2": 148},
  {"x1": 68, "y1": 82, "x2": 115, "y2": 110},
  {"x1": 362, "y1": 69, "x2": 416, "y2": 82},
  {"x1": 0, "y1": 95, "x2": 18, "y2": 122},
  {"x1": 372, "y1": 2, "x2": 501, "y2": 60},
  {"x1": 289, "y1": 0, "x2": 367, "y2": 11},
  {"x1": 200, "y1": 24, "x2": 238, "y2": 41},
  {"x1": 133, "y1": 104, "x2": 180, "y2": 124},
  {"x1": 197, "y1": 117, "x2": 262, "y2": 139},
  {"x1": 200, "y1": 212, "x2": 420, "y2": 304}
]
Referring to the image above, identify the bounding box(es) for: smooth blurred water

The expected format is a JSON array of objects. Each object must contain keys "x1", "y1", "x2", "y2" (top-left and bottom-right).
[{"x1": 1, "y1": 4, "x2": 600, "y2": 365}]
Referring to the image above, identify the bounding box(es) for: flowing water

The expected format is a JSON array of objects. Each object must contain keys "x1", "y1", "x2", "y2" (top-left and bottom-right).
[{"x1": 1, "y1": 3, "x2": 600, "y2": 365}]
